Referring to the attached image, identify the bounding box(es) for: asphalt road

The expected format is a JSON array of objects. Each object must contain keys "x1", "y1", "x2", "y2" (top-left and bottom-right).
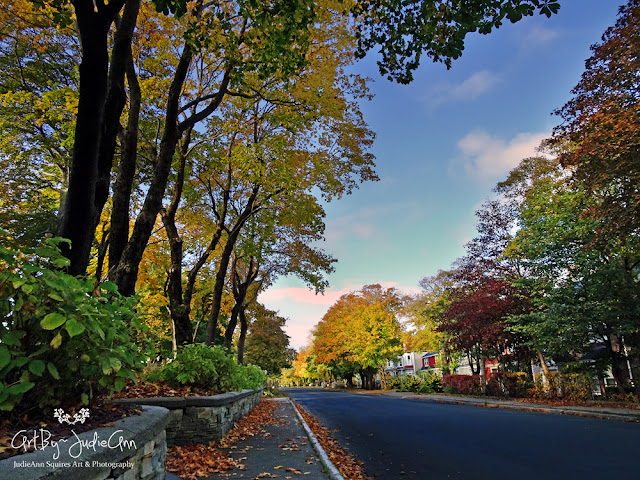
[{"x1": 285, "y1": 388, "x2": 640, "y2": 480}]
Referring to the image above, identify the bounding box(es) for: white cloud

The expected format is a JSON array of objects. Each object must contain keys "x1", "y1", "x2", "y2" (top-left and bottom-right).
[
  {"x1": 455, "y1": 129, "x2": 549, "y2": 180},
  {"x1": 450, "y1": 71, "x2": 501, "y2": 100},
  {"x1": 521, "y1": 25, "x2": 560, "y2": 48},
  {"x1": 428, "y1": 70, "x2": 501, "y2": 106}
]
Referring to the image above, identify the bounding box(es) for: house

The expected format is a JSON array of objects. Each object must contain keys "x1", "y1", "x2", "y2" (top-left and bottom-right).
[
  {"x1": 385, "y1": 352, "x2": 439, "y2": 376},
  {"x1": 455, "y1": 356, "x2": 500, "y2": 378}
]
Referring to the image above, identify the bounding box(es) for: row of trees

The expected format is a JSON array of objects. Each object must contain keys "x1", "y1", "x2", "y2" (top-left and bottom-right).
[
  {"x1": 292, "y1": 1, "x2": 639, "y2": 399},
  {"x1": 411, "y1": 0, "x2": 640, "y2": 398},
  {"x1": 0, "y1": 1, "x2": 560, "y2": 369}
]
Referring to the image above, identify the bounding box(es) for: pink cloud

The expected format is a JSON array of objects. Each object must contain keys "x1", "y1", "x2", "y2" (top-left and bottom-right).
[{"x1": 259, "y1": 287, "x2": 350, "y2": 306}]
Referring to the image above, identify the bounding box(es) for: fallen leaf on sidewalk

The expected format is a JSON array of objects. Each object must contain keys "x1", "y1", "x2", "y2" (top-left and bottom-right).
[
  {"x1": 292, "y1": 401, "x2": 373, "y2": 480},
  {"x1": 167, "y1": 400, "x2": 281, "y2": 479}
]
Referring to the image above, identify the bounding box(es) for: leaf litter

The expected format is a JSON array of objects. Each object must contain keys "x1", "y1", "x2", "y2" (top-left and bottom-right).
[
  {"x1": 292, "y1": 401, "x2": 372, "y2": 480},
  {"x1": 166, "y1": 399, "x2": 283, "y2": 479}
]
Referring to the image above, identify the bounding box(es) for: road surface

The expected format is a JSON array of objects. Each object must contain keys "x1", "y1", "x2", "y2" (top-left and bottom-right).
[{"x1": 285, "y1": 388, "x2": 640, "y2": 480}]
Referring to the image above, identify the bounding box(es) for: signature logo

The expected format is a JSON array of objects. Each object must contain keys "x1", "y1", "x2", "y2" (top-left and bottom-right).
[{"x1": 53, "y1": 408, "x2": 90, "y2": 425}]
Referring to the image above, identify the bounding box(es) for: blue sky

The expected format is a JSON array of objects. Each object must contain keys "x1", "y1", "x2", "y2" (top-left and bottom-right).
[{"x1": 259, "y1": 1, "x2": 625, "y2": 350}]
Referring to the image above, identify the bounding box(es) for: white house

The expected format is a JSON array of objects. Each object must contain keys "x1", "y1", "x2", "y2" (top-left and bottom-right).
[{"x1": 385, "y1": 352, "x2": 439, "y2": 376}]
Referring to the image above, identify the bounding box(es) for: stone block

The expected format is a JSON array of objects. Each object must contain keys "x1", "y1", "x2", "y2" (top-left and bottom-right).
[
  {"x1": 141, "y1": 456, "x2": 154, "y2": 478},
  {"x1": 87, "y1": 468, "x2": 111, "y2": 480}
]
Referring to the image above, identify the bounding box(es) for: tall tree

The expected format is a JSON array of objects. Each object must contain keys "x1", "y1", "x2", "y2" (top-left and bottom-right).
[
  {"x1": 20, "y1": 0, "x2": 560, "y2": 275},
  {"x1": 549, "y1": 0, "x2": 640, "y2": 245},
  {"x1": 405, "y1": 270, "x2": 454, "y2": 370},
  {"x1": 0, "y1": 0, "x2": 78, "y2": 246},
  {"x1": 244, "y1": 305, "x2": 295, "y2": 375},
  {"x1": 312, "y1": 284, "x2": 405, "y2": 390},
  {"x1": 505, "y1": 159, "x2": 640, "y2": 393}
]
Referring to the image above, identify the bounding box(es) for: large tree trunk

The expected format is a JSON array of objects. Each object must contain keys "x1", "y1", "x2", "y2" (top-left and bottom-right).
[
  {"x1": 95, "y1": 0, "x2": 141, "y2": 229},
  {"x1": 205, "y1": 237, "x2": 236, "y2": 345},
  {"x1": 225, "y1": 304, "x2": 241, "y2": 353},
  {"x1": 111, "y1": 45, "x2": 193, "y2": 295},
  {"x1": 57, "y1": 2, "x2": 115, "y2": 275},
  {"x1": 58, "y1": 0, "x2": 138, "y2": 276},
  {"x1": 360, "y1": 367, "x2": 376, "y2": 390},
  {"x1": 161, "y1": 128, "x2": 194, "y2": 347},
  {"x1": 536, "y1": 349, "x2": 551, "y2": 376},
  {"x1": 109, "y1": 51, "x2": 141, "y2": 272},
  {"x1": 608, "y1": 335, "x2": 631, "y2": 395}
]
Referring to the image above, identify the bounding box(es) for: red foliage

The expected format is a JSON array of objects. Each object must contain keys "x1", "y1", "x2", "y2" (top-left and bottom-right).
[{"x1": 442, "y1": 375, "x2": 482, "y2": 395}]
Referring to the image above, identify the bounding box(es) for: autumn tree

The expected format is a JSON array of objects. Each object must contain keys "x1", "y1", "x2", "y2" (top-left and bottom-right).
[
  {"x1": 290, "y1": 346, "x2": 314, "y2": 385},
  {"x1": 437, "y1": 191, "x2": 534, "y2": 388},
  {"x1": 12, "y1": 0, "x2": 560, "y2": 276},
  {"x1": 439, "y1": 274, "x2": 527, "y2": 382},
  {"x1": 312, "y1": 284, "x2": 405, "y2": 390},
  {"x1": 0, "y1": 0, "x2": 78, "y2": 247},
  {"x1": 405, "y1": 270, "x2": 457, "y2": 372},
  {"x1": 549, "y1": 0, "x2": 640, "y2": 245},
  {"x1": 503, "y1": 158, "x2": 640, "y2": 394},
  {"x1": 223, "y1": 200, "x2": 337, "y2": 362},
  {"x1": 543, "y1": 1, "x2": 640, "y2": 393},
  {"x1": 244, "y1": 305, "x2": 296, "y2": 375}
]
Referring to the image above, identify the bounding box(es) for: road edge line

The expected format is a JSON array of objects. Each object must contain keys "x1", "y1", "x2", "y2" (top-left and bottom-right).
[{"x1": 288, "y1": 398, "x2": 346, "y2": 480}]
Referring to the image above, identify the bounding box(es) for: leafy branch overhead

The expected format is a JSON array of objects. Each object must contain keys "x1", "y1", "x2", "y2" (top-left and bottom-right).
[{"x1": 352, "y1": 0, "x2": 561, "y2": 83}]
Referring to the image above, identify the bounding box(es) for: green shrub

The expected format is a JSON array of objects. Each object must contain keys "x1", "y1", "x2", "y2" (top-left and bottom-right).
[
  {"x1": 387, "y1": 375, "x2": 402, "y2": 390},
  {"x1": 418, "y1": 370, "x2": 443, "y2": 393},
  {"x1": 386, "y1": 371, "x2": 443, "y2": 394},
  {"x1": 0, "y1": 240, "x2": 145, "y2": 413},
  {"x1": 147, "y1": 343, "x2": 266, "y2": 392},
  {"x1": 557, "y1": 372, "x2": 592, "y2": 401},
  {"x1": 400, "y1": 374, "x2": 422, "y2": 392}
]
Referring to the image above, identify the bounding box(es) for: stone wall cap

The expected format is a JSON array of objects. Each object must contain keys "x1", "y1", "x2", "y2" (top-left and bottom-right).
[
  {"x1": 0, "y1": 405, "x2": 169, "y2": 480},
  {"x1": 112, "y1": 388, "x2": 262, "y2": 408}
]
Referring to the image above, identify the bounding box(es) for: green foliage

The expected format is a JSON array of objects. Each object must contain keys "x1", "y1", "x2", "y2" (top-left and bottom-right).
[
  {"x1": 352, "y1": 0, "x2": 561, "y2": 83},
  {"x1": 244, "y1": 307, "x2": 296, "y2": 376},
  {"x1": 386, "y1": 371, "x2": 443, "y2": 394},
  {"x1": 0, "y1": 239, "x2": 145, "y2": 413},
  {"x1": 146, "y1": 343, "x2": 266, "y2": 392}
]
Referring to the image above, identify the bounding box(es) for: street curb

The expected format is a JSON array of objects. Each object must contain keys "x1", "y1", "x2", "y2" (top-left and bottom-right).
[
  {"x1": 288, "y1": 399, "x2": 346, "y2": 480},
  {"x1": 426, "y1": 397, "x2": 640, "y2": 423},
  {"x1": 371, "y1": 391, "x2": 640, "y2": 423}
]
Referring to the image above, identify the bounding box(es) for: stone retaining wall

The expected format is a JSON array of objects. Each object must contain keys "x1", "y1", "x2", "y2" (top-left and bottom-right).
[
  {"x1": 0, "y1": 405, "x2": 169, "y2": 480},
  {"x1": 114, "y1": 388, "x2": 262, "y2": 446}
]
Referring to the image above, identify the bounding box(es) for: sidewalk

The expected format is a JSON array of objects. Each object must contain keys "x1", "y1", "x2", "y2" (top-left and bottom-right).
[
  {"x1": 167, "y1": 398, "x2": 338, "y2": 480},
  {"x1": 361, "y1": 390, "x2": 640, "y2": 422}
]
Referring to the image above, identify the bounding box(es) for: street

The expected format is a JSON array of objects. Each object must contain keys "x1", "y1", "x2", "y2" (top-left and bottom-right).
[{"x1": 285, "y1": 388, "x2": 640, "y2": 480}]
